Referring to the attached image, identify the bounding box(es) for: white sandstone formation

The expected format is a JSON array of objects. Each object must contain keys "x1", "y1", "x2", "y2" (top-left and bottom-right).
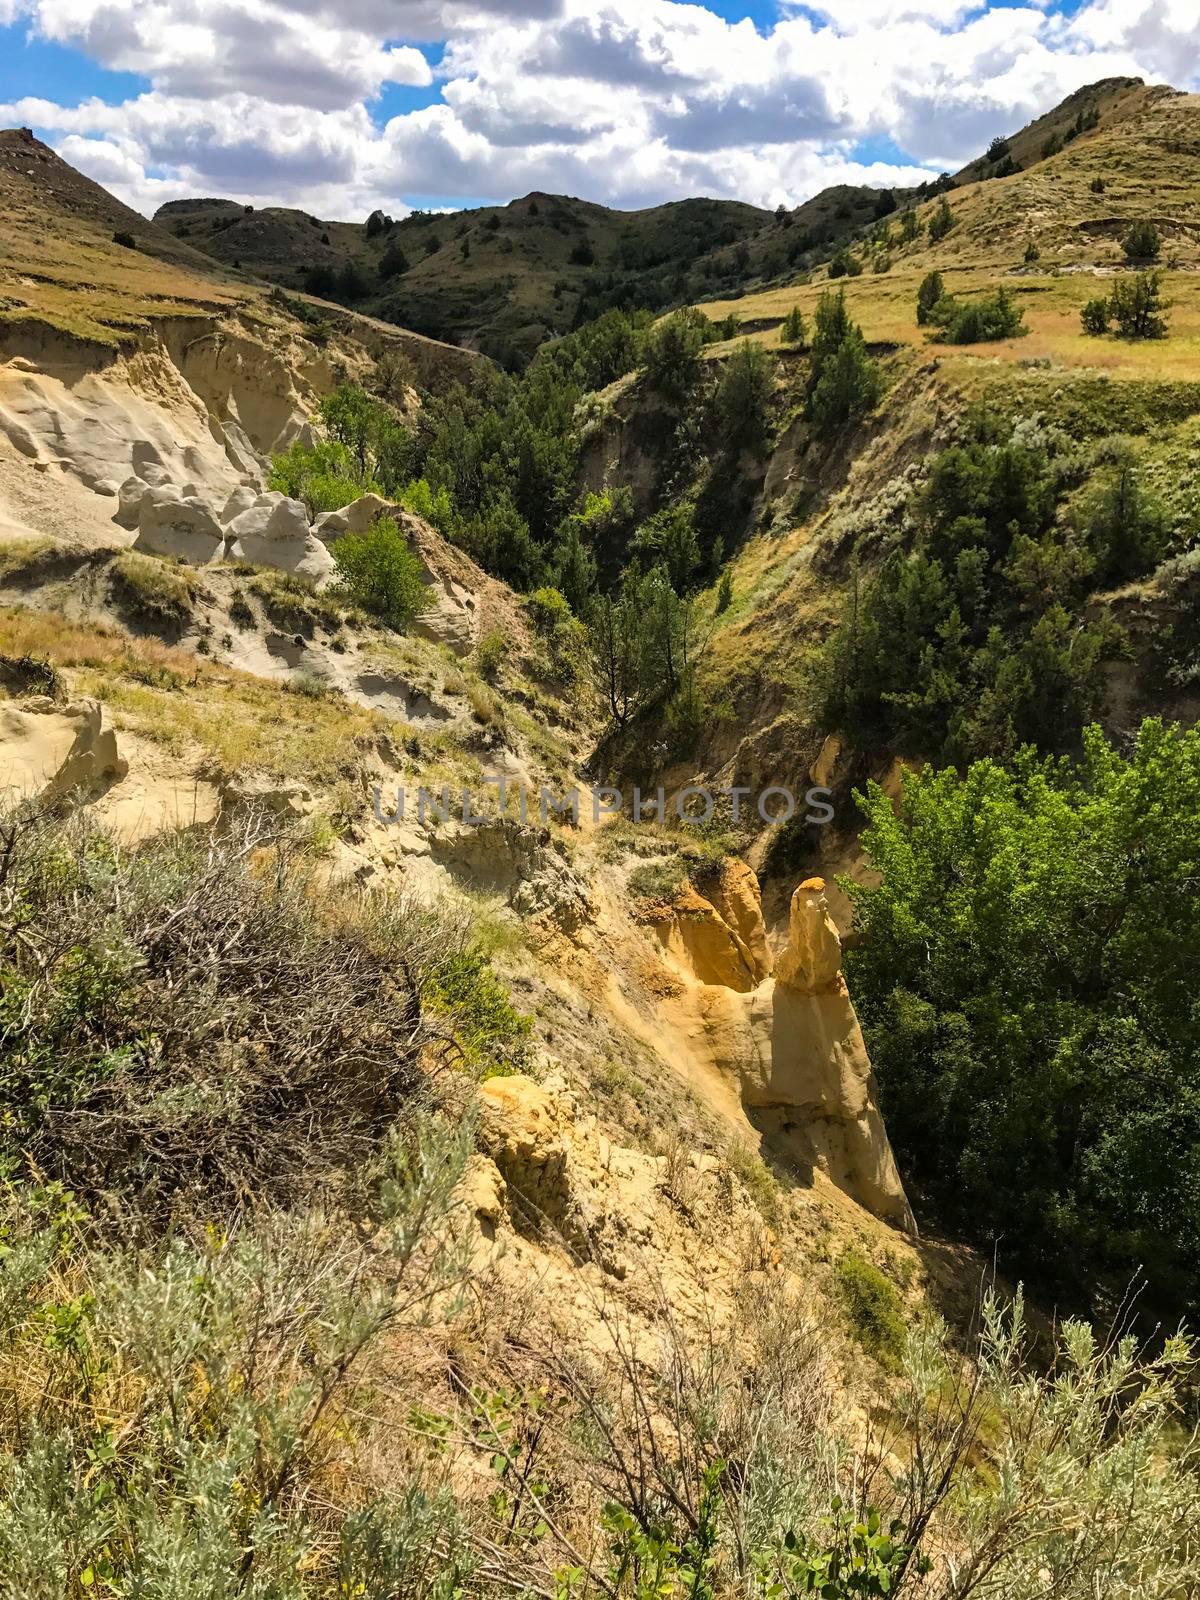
[
  {"x1": 132, "y1": 485, "x2": 226, "y2": 565},
  {"x1": 219, "y1": 485, "x2": 259, "y2": 527},
  {"x1": 312, "y1": 492, "x2": 392, "y2": 544},
  {"x1": 115, "y1": 475, "x2": 150, "y2": 529},
  {"x1": 226, "y1": 492, "x2": 336, "y2": 582}
]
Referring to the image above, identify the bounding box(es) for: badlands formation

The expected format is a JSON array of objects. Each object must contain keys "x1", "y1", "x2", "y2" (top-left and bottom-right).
[{"x1": 0, "y1": 294, "x2": 914, "y2": 1262}]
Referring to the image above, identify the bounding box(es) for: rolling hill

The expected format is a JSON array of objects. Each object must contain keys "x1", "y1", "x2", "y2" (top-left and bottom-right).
[{"x1": 151, "y1": 77, "x2": 1152, "y2": 367}]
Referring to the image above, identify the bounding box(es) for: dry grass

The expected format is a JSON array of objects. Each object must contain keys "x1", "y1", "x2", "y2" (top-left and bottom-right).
[
  {"x1": 0, "y1": 604, "x2": 391, "y2": 782},
  {"x1": 701, "y1": 87, "x2": 1200, "y2": 384}
]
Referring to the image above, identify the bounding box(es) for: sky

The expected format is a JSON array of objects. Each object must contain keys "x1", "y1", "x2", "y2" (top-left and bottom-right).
[{"x1": 0, "y1": 0, "x2": 1195, "y2": 222}]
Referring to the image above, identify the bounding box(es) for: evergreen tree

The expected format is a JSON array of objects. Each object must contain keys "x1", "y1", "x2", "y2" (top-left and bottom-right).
[
  {"x1": 806, "y1": 290, "x2": 882, "y2": 435},
  {"x1": 916, "y1": 271, "x2": 944, "y2": 326}
]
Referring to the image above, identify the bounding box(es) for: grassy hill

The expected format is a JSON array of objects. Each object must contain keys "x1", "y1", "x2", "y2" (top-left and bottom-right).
[
  {"x1": 151, "y1": 78, "x2": 1155, "y2": 367},
  {"x1": 0, "y1": 128, "x2": 257, "y2": 346},
  {"x1": 0, "y1": 127, "x2": 484, "y2": 390},
  {"x1": 154, "y1": 190, "x2": 770, "y2": 366},
  {"x1": 699, "y1": 83, "x2": 1200, "y2": 365}
]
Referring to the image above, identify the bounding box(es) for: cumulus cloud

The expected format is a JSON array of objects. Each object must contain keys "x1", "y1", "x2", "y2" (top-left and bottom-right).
[{"x1": 5, "y1": 0, "x2": 1197, "y2": 220}]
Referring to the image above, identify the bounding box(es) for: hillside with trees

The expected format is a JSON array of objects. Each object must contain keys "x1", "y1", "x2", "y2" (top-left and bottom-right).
[{"x1": 4, "y1": 64, "x2": 1200, "y2": 1600}]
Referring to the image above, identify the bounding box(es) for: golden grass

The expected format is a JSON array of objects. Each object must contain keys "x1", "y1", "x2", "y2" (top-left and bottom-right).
[
  {"x1": 0, "y1": 535, "x2": 54, "y2": 583},
  {"x1": 0, "y1": 604, "x2": 392, "y2": 783},
  {"x1": 703, "y1": 267, "x2": 1200, "y2": 381},
  {"x1": 0, "y1": 176, "x2": 261, "y2": 345}
]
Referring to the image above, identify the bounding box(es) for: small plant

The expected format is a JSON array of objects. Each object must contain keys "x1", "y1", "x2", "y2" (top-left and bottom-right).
[
  {"x1": 228, "y1": 586, "x2": 256, "y2": 628},
  {"x1": 111, "y1": 230, "x2": 137, "y2": 249},
  {"x1": 628, "y1": 857, "x2": 688, "y2": 901},
  {"x1": 1090, "y1": 176, "x2": 1107, "y2": 194},
  {"x1": 109, "y1": 551, "x2": 200, "y2": 632},
  {"x1": 835, "y1": 1251, "x2": 907, "y2": 1367},
  {"x1": 715, "y1": 569, "x2": 733, "y2": 615},
  {"x1": 1023, "y1": 240, "x2": 1040, "y2": 263},
  {"x1": 1080, "y1": 296, "x2": 1111, "y2": 335},
  {"x1": 728, "y1": 1140, "x2": 781, "y2": 1226},
  {"x1": 759, "y1": 1500, "x2": 927, "y2": 1599},
  {"x1": 916, "y1": 270, "x2": 944, "y2": 326},
  {"x1": 286, "y1": 670, "x2": 332, "y2": 700},
  {"x1": 927, "y1": 285, "x2": 1025, "y2": 344},
  {"x1": 475, "y1": 628, "x2": 508, "y2": 683},
  {"x1": 927, "y1": 196, "x2": 956, "y2": 243}
]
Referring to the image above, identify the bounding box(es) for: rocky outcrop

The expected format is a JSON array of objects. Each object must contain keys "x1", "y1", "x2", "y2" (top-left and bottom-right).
[
  {"x1": 430, "y1": 821, "x2": 595, "y2": 933},
  {"x1": 219, "y1": 485, "x2": 259, "y2": 526},
  {"x1": 743, "y1": 878, "x2": 914, "y2": 1231},
  {"x1": 645, "y1": 863, "x2": 912, "y2": 1230},
  {"x1": 402, "y1": 513, "x2": 480, "y2": 656},
  {"x1": 0, "y1": 696, "x2": 127, "y2": 805},
  {"x1": 312, "y1": 492, "x2": 392, "y2": 544},
  {"x1": 478, "y1": 1075, "x2": 575, "y2": 1232},
  {"x1": 648, "y1": 881, "x2": 764, "y2": 992},
  {"x1": 133, "y1": 485, "x2": 226, "y2": 565},
  {"x1": 226, "y1": 491, "x2": 335, "y2": 582},
  {"x1": 646, "y1": 860, "x2": 772, "y2": 993},
  {"x1": 219, "y1": 774, "x2": 314, "y2": 822}
]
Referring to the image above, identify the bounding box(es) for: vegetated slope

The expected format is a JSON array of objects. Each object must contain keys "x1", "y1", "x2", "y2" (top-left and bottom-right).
[
  {"x1": 918, "y1": 80, "x2": 1198, "y2": 272},
  {"x1": 150, "y1": 78, "x2": 1154, "y2": 369},
  {"x1": 0, "y1": 128, "x2": 222, "y2": 273},
  {"x1": 3, "y1": 96, "x2": 1200, "y2": 1599},
  {"x1": 623, "y1": 82, "x2": 1200, "y2": 1329},
  {"x1": 0, "y1": 129, "x2": 262, "y2": 346},
  {"x1": 951, "y1": 74, "x2": 1148, "y2": 185},
  {"x1": 155, "y1": 191, "x2": 772, "y2": 366}
]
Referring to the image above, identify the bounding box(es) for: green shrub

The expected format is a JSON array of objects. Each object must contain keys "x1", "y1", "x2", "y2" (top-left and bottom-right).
[
  {"x1": 1109, "y1": 270, "x2": 1169, "y2": 339},
  {"x1": 474, "y1": 628, "x2": 508, "y2": 682},
  {"x1": 835, "y1": 1251, "x2": 907, "y2": 1367},
  {"x1": 1122, "y1": 219, "x2": 1162, "y2": 262},
  {"x1": 927, "y1": 196, "x2": 956, "y2": 243},
  {"x1": 0, "y1": 807, "x2": 525, "y2": 1219},
  {"x1": 643, "y1": 311, "x2": 705, "y2": 403},
  {"x1": 820, "y1": 411, "x2": 1124, "y2": 764},
  {"x1": 806, "y1": 289, "x2": 882, "y2": 436},
  {"x1": 848, "y1": 719, "x2": 1200, "y2": 1319},
  {"x1": 627, "y1": 857, "x2": 688, "y2": 901},
  {"x1": 268, "y1": 439, "x2": 378, "y2": 516},
  {"x1": 928, "y1": 286, "x2": 1025, "y2": 343},
  {"x1": 0, "y1": 1128, "x2": 474, "y2": 1599},
  {"x1": 715, "y1": 569, "x2": 733, "y2": 614},
  {"x1": 781, "y1": 305, "x2": 807, "y2": 347},
  {"x1": 332, "y1": 515, "x2": 430, "y2": 628},
  {"x1": 916, "y1": 270, "x2": 944, "y2": 326},
  {"x1": 1080, "y1": 296, "x2": 1111, "y2": 335},
  {"x1": 396, "y1": 476, "x2": 455, "y2": 534},
  {"x1": 526, "y1": 587, "x2": 587, "y2": 683},
  {"x1": 714, "y1": 340, "x2": 776, "y2": 452}
]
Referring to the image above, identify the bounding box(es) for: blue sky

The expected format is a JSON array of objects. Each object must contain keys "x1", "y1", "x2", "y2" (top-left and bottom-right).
[{"x1": 0, "y1": 0, "x2": 1193, "y2": 219}]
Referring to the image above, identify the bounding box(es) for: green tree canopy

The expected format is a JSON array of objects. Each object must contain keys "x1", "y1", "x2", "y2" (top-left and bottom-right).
[{"x1": 847, "y1": 719, "x2": 1200, "y2": 1320}]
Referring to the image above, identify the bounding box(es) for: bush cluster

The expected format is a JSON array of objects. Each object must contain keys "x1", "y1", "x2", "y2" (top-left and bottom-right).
[
  {"x1": 821, "y1": 410, "x2": 1167, "y2": 765},
  {"x1": 849, "y1": 719, "x2": 1200, "y2": 1319}
]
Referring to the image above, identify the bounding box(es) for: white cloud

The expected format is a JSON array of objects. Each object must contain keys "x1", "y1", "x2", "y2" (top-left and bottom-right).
[{"x1": 5, "y1": 0, "x2": 1197, "y2": 221}]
